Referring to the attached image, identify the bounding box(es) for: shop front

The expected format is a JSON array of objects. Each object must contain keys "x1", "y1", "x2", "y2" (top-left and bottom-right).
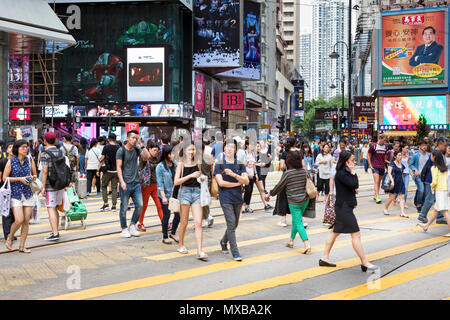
[{"x1": 51, "y1": 0, "x2": 193, "y2": 141}]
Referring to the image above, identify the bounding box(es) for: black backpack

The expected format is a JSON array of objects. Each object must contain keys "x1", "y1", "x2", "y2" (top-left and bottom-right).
[{"x1": 43, "y1": 149, "x2": 72, "y2": 190}]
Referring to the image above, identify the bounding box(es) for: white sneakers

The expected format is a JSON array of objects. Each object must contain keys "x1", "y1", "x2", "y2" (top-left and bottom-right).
[
  {"x1": 121, "y1": 224, "x2": 140, "y2": 238},
  {"x1": 277, "y1": 221, "x2": 288, "y2": 227}
]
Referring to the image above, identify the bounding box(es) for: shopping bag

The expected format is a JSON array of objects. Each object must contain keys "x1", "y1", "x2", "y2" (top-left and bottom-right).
[
  {"x1": 0, "y1": 178, "x2": 11, "y2": 217},
  {"x1": 323, "y1": 195, "x2": 336, "y2": 225},
  {"x1": 210, "y1": 176, "x2": 219, "y2": 198},
  {"x1": 198, "y1": 175, "x2": 211, "y2": 207},
  {"x1": 56, "y1": 190, "x2": 71, "y2": 213}
]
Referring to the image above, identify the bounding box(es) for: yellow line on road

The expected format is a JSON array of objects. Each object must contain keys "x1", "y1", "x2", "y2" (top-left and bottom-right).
[
  {"x1": 188, "y1": 235, "x2": 449, "y2": 300},
  {"x1": 310, "y1": 258, "x2": 450, "y2": 300},
  {"x1": 42, "y1": 224, "x2": 444, "y2": 300}
]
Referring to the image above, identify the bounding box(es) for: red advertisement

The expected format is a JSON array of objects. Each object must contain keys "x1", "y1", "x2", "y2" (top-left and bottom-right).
[
  {"x1": 10, "y1": 108, "x2": 31, "y2": 121},
  {"x1": 194, "y1": 72, "x2": 205, "y2": 112},
  {"x1": 125, "y1": 122, "x2": 140, "y2": 133},
  {"x1": 222, "y1": 92, "x2": 245, "y2": 110}
]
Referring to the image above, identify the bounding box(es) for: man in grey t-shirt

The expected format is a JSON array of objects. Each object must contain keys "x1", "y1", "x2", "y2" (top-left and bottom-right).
[{"x1": 116, "y1": 130, "x2": 150, "y2": 238}]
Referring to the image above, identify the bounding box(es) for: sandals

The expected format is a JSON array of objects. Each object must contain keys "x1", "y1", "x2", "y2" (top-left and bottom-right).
[
  {"x1": 417, "y1": 223, "x2": 428, "y2": 232},
  {"x1": 400, "y1": 214, "x2": 409, "y2": 219},
  {"x1": 5, "y1": 237, "x2": 13, "y2": 251},
  {"x1": 383, "y1": 209, "x2": 390, "y2": 215},
  {"x1": 162, "y1": 239, "x2": 172, "y2": 245},
  {"x1": 177, "y1": 246, "x2": 188, "y2": 254},
  {"x1": 19, "y1": 247, "x2": 31, "y2": 254},
  {"x1": 169, "y1": 234, "x2": 179, "y2": 243},
  {"x1": 197, "y1": 252, "x2": 208, "y2": 261},
  {"x1": 303, "y1": 247, "x2": 311, "y2": 255},
  {"x1": 285, "y1": 241, "x2": 294, "y2": 248}
]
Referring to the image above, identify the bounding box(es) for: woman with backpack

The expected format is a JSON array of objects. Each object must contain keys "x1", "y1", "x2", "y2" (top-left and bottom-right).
[
  {"x1": 85, "y1": 138, "x2": 101, "y2": 196},
  {"x1": 3, "y1": 140, "x2": 38, "y2": 253},
  {"x1": 156, "y1": 145, "x2": 180, "y2": 244},
  {"x1": 417, "y1": 150, "x2": 450, "y2": 237}
]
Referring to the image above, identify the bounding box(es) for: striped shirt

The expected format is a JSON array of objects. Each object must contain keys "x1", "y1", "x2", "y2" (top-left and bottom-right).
[{"x1": 270, "y1": 169, "x2": 308, "y2": 205}]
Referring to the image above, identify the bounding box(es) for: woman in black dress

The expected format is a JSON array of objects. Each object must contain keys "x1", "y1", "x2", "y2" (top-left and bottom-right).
[{"x1": 319, "y1": 151, "x2": 379, "y2": 273}]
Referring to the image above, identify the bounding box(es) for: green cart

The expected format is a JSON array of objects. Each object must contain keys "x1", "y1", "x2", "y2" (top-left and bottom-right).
[{"x1": 61, "y1": 187, "x2": 88, "y2": 230}]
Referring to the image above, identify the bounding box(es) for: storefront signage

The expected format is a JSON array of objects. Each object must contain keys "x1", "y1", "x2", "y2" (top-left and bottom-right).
[
  {"x1": 211, "y1": 79, "x2": 222, "y2": 112},
  {"x1": 44, "y1": 105, "x2": 69, "y2": 118},
  {"x1": 218, "y1": 0, "x2": 260, "y2": 80},
  {"x1": 193, "y1": 0, "x2": 242, "y2": 68},
  {"x1": 9, "y1": 56, "x2": 29, "y2": 103},
  {"x1": 293, "y1": 86, "x2": 304, "y2": 111},
  {"x1": 125, "y1": 122, "x2": 140, "y2": 133},
  {"x1": 10, "y1": 108, "x2": 31, "y2": 121},
  {"x1": 382, "y1": 95, "x2": 446, "y2": 125},
  {"x1": 315, "y1": 108, "x2": 348, "y2": 121},
  {"x1": 353, "y1": 96, "x2": 375, "y2": 124},
  {"x1": 379, "y1": 124, "x2": 449, "y2": 131},
  {"x1": 194, "y1": 72, "x2": 205, "y2": 112},
  {"x1": 126, "y1": 46, "x2": 167, "y2": 102},
  {"x1": 222, "y1": 92, "x2": 245, "y2": 110},
  {"x1": 379, "y1": 9, "x2": 448, "y2": 89}
]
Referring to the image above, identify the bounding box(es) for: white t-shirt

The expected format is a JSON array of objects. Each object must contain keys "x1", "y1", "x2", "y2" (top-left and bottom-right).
[
  {"x1": 315, "y1": 153, "x2": 333, "y2": 179},
  {"x1": 362, "y1": 146, "x2": 369, "y2": 159},
  {"x1": 236, "y1": 149, "x2": 246, "y2": 165},
  {"x1": 86, "y1": 147, "x2": 102, "y2": 170}
]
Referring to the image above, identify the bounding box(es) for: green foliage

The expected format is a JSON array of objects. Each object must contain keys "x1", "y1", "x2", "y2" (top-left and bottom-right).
[{"x1": 415, "y1": 114, "x2": 429, "y2": 144}]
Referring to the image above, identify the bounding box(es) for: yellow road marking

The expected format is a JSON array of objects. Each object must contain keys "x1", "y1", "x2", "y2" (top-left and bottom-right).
[
  {"x1": 311, "y1": 258, "x2": 450, "y2": 300},
  {"x1": 42, "y1": 225, "x2": 444, "y2": 300},
  {"x1": 144, "y1": 213, "x2": 420, "y2": 261},
  {"x1": 443, "y1": 297, "x2": 450, "y2": 300},
  {"x1": 188, "y1": 235, "x2": 449, "y2": 300}
]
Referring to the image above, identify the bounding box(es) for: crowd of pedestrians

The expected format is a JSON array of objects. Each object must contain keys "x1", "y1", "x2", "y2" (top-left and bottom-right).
[{"x1": 0, "y1": 129, "x2": 449, "y2": 268}]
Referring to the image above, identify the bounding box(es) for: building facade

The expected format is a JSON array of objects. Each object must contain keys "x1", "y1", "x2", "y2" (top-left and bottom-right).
[{"x1": 299, "y1": 33, "x2": 311, "y2": 101}]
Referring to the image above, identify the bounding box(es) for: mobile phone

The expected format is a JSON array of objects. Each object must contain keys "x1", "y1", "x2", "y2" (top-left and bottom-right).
[{"x1": 25, "y1": 177, "x2": 33, "y2": 183}]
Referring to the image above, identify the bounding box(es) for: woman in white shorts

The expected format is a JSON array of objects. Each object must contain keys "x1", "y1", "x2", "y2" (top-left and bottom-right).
[
  {"x1": 3, "y1": 139, "x2": 38, "y2": 253},
  {"x1": 417, "y1": 150, "x2": 450, "y2": 237}
]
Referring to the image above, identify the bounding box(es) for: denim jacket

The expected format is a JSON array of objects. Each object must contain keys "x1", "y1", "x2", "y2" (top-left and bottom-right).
[
  {"x1": 156, "y1": 161, "x2": 177, "y2": 199},
  {"x1": 409, "y1": 151, "x2": 430, "y2": 173}
]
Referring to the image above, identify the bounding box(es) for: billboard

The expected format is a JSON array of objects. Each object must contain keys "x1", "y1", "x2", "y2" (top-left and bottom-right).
[
  {"x1": 211, "y1": 79, "x2": 222, "y2": 112},
  {"x1": 382, "y1": 96, "x2": 446, "y2": 125},
  {"x1": 218, "y1": 0, "x2": 260, "y2": 79},
  {"x1": 193, "y1": 0, "x2": 242, "y2": 67},
  {"x1": 222, "y1": 92, "x2": 244, "y2": 110},
  {"x1": 44, "y1": 105, "x2": 69, "y2": 118},
  {"x1": 10, "y1": 108, "x2": 31, "y2": 121},
  {"x1": 194, "y1": 72, "x2": 205, "y2": 112},
  {"x1": 9, "y1": 56, "x2": 29, "y2": 103},
  {"x1": 379, "y1": 9, "x2": 448, "y2": 89},
  {"x1": 126, "y1": 46, "x2": 167, "y2": 102}
]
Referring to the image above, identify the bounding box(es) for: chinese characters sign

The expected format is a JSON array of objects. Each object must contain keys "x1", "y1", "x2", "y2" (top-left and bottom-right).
[
  {"x1": 380, "y1": 9, "x2": 447, "y2": 89},
  {"x1": 353, "y1": 97, "x2": 375, "y2": 125},
  {"x1": 293, "y1": 86, "x2": 304, "y2": 111},
  {"x1": 382, "y1": 96, "x2": 446, "y2": 125},
  {"x1": 194, "y1": 72, "x2": 205, "y2": 112}
]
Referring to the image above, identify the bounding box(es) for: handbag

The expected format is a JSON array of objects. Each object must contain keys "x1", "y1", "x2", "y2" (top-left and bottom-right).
[
  {"x1": 139, "y1": 160, "x2": 152, "y2": 188},
  {"x1": 168, "y1": 164, "x2": 183, "y2": 213},
  {"x1": 381, "y1": 171, "x2": 393, "y2": 190},
  {"x1": 0, "y1": 178, "x2": 11, "y2": 217},
  {"x1": 323, "y1": 195, "x2": 336, "y2": 225},
  {"x1": 28, "y1": 156, "x2": 42, "y2": 193},
  {"x1": 303, "y1": 198, "x2": 316, "y2": 219},
  {"x1": 211, "y1": 174, "x2": 219, "y2": 198},
  {"x1": 305, "y1": 169, "x2": 318, "y2": 199}
]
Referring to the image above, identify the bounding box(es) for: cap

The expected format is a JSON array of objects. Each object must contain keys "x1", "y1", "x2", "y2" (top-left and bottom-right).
[{"x1": 44, "y1": 131, "x2": 56, "y2": 142}]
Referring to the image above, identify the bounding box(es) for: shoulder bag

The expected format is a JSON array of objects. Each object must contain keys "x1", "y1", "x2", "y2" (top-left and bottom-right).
[
  {"x1": 168, "y1": 164, "x2": 183, "y2": 213},
  {"x1": 139, "y1": 159, "x2": 152, "y2": 188},
  {"x1": 28, "y1": 156, "x2": 42, "y2": 193},
  {"x1": 0, "y1": 178, "x2": 11, "y2": 217},
  {"x1": 305, "y1": 169, "x2": 318, "y2": 199}
]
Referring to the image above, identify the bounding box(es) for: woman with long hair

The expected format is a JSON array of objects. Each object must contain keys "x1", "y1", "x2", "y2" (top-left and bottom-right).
[
  {"x1": 85, "y1": 138, "x2": 101, "y2": 196},
  {"x1": 384, "y1": 150, "x2": 408, "y2": 218},
  {"x1": 273, "y1": 137, "x2": 296, "y2": 227},
  {"x1": 319, "y1": 151, "x2": 379, "y2": 273},
  {"x1": 3, "y1": 140, "x2": 38, "y2": 253},
  {"x1": 301, "y1": 143, "x2": 314, "y2": 179},
  {"x1": 417, "y1": 150, "x2": 450, "y2": 237},
  {"x1": 315, "y1": 144, "x2": 333, "y2": 203},
  {"x1": 257, "y1": 139, "x2": 272, "y2": 194},
  {"x1": 255, "y1": 141, "x2": 273, "y2": 210},
  {"x1": 78, "y1": 137, "x2": 88, "y2": 175},
  {"x1": 266, "y1": 151, "x2": 311, "y2": 253},
  {"x1": 214, "y1": 138, "x2": 249, "y2": 261},
  {"x1": 156, "y1": 145, "x2": 180, "y2": 244},
  {"x1": 242, "y1": 140, "x2": 257, "y2": 213},
  {"x1": 174, "y1": 142, "x2": 207, "y2": 260},
  {"x1": 401, "y1": 144, "x2": 412, "y2": 209}
]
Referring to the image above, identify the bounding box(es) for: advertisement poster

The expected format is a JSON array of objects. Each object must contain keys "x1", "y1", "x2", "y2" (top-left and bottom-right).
[
  {"x1": 382, "y1": 96, "x2": 446, "y2": 125},
  {"x1": 380, "y1": 9, "x2": 447, "y2": 88},
  {"x1": 222, "y1": 92, "x2": 244, "y2": 110},
  {"x1": 194, "y1": 72, "x2": 205, "y2": 112},
  {"x1": 125, "y1": 122, "x2": 140, "y2": 133},
  {"x1": 211, "y1": 79, "x2": 222, "y2": 112},
  {"x1": 150, "y1": 104, "x2": 183, "y2": 117},
  {"x1": 44, "y1": 105, "x2": 68, "y2": 118},
  {"x1": 126, "y1": 47, "x2": 166, "y2": 102},
  {"x1": 10, "y1": 108, "x2": 31, "y2": 121},
  {"x1": 9, "y1": 56, "x2": 29, "y2": 103},
  {"x1": 193, "y1": 0, "x2": 242, "y2": 67},
  {"x1": 218, "y1": 0, "x2": 260, "y2": 79}
]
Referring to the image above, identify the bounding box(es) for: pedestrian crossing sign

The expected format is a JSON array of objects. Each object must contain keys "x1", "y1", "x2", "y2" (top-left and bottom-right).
[{"x1": 359, "y1": 116, "x2": 367, "y2": 123}]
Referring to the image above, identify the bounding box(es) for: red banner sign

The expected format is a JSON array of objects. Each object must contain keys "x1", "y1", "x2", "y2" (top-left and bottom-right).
[
  {"x1": 125, "y1": 122, "x2": 140, "y2": 133},
  {"x1": 10, "y1": 107, "x2": 31, "y2": 120},
  {"x1": 222, "y1": 92, "x2": 245, "y2": 110}
]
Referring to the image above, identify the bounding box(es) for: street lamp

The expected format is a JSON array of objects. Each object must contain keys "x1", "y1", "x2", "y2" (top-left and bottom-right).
[{"x1": 330, "y1": 77, "x2": 345, "y2": 136}]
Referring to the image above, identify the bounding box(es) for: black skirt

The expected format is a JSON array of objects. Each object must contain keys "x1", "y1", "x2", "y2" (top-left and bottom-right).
[
  {"x1": 273, "y1": 187, "x2": 291, "y2": 216},
  {"x1": 333, "y1": 202, "x2": 360, "y2": 234}
]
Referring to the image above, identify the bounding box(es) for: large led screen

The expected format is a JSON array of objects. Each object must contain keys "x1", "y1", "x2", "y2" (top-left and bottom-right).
[
  {"x1": 193, "y1": 0, "x2": 242, "y2": 67},
  {"x1": 126, "y1": 47, "x2": 167, "y2": 102},
  {"x1": 380, "y1": 9, "x2": 448, "y2": 89},
  {"x1": 9, "y1": 56, "x2": 29, "y2": 103},
  {"x1": 383, "y1": 96, "x2": 446, "y2": 125}
]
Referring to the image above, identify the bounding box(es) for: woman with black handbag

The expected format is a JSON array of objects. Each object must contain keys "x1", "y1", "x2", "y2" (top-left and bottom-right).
[
  {"x1": 265, "y1": 151, "x2": 311, "y2": 253},
  {"x1": 319, "y1": 151, "x2": 379, "y2": 273}
]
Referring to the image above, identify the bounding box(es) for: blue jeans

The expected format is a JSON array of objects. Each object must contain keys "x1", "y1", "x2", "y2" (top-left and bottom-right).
[
  {"x1": 363, "y1": 159, "x2": 369, "y2": 172},
  {"x1": 79, "y1": 154, "x2": 86, "y2": 174},
  {"x1": 119, "y1": 183, "x2": 143, "y2": 229},
  {"x1": 413, "y1": 176, "x2": 425, "y2": 207},
  {"x1": 403, "y1": 173, "x2": 410, "y2": 203},
  {"x1": 420, "y1": 183, "x2": 444, "y2": 220}
]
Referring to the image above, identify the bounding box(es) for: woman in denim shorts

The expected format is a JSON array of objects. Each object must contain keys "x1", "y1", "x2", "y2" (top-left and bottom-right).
[{"x1": 174, "y1": 143, "x2": 207, "y2": 260}]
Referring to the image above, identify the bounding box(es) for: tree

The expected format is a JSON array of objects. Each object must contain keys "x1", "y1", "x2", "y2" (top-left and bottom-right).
[{"x1": 415, "y1": 114, "x2": 429, "y2": 144}]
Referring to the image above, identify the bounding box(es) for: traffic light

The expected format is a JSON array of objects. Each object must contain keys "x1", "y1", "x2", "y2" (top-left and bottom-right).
[
  {"x1": 276, "y1": 115, "x2": 285, "y2": 132},
  {"x1": 340, "y1": 116, "x2": 347, "y2": 130},
  {"x1": 332, "y1": 114, "x2": 338, "y2": 130},
  {"x1": 110, "y1": 118, "x2": 117, "y2": 131},
  {"x1": 103, "y1": 117, "x2": 111, "y2": 132}
]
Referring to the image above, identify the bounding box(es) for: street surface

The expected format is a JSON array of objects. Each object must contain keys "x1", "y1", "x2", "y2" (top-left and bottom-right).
[{"x1": 0, "y1": 169, "x2": 449, "y2": 300}]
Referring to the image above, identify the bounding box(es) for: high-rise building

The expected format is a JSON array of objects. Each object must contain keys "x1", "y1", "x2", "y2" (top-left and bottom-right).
[
  {"x1": 299, "y1": 33, "x2": 311, "y2": 101},
  {"x1": 311, "y1": 0, "x2": 349, "y2": 100},
  {"x1": 281, "y1": 0, "x2": 301, "y2": 71}
]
